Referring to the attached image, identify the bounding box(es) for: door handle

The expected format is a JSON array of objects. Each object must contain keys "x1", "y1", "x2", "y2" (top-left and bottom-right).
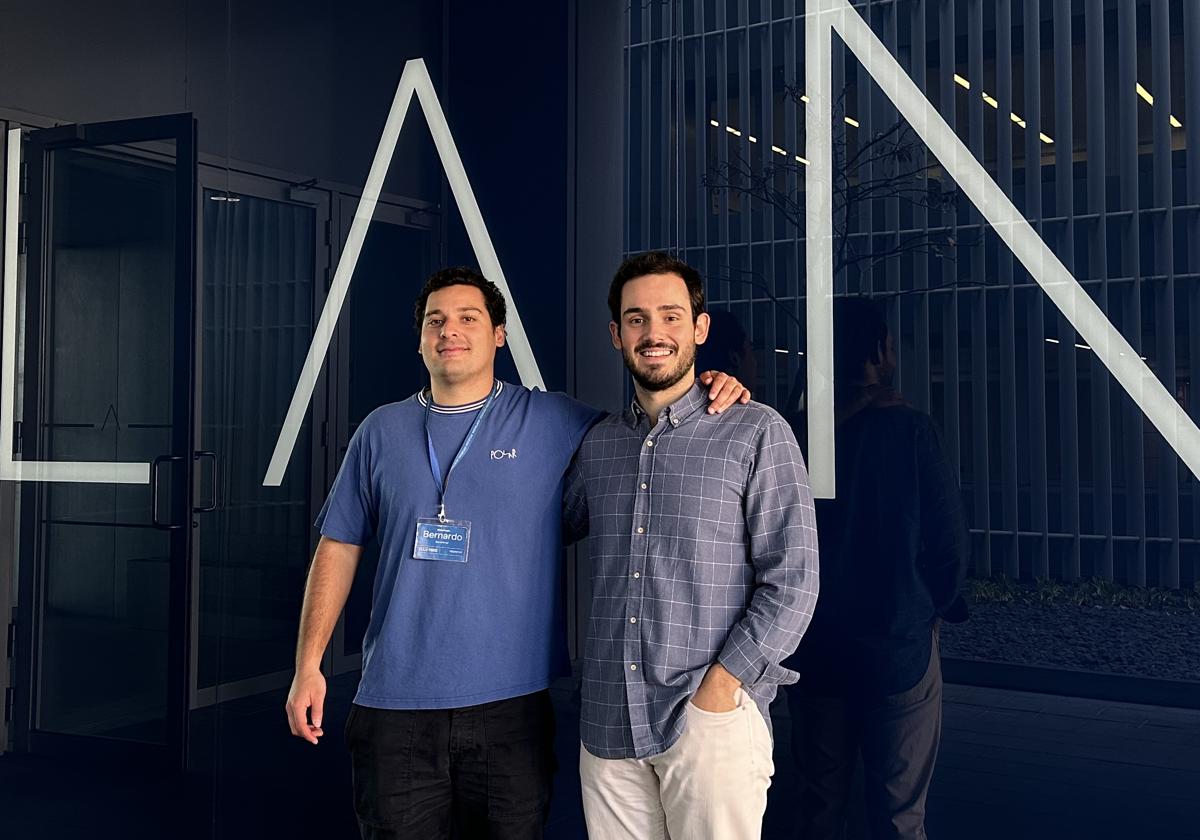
[
  {"x1": 151, "y1": 454, "x2": 186, "y2": 530},
  {"x1": 193, "y1": 451, "x2": 218, "y2": 513}
]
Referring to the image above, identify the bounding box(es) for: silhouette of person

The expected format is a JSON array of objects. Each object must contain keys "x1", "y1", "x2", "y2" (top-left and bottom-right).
[
  {"x1": 696, "y1": 309, "x2": 758, "y2": 393},
  {"x1": 783, "y1": 296, "x2": 969, "y2": 840}
]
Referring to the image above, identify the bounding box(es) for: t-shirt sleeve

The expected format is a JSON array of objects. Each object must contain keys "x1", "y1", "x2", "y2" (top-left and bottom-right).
[
  {"x1": 559, "y1": 395, "x2": 606, "y2": 454},
  {"x1": 314, "y1": 422, "x2": 377, "y2": 546}
]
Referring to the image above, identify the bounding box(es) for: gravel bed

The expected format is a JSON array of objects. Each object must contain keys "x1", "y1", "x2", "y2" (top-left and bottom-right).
[{"x1": 938, "y1": 601, "x2": 1200, "y2": 683}]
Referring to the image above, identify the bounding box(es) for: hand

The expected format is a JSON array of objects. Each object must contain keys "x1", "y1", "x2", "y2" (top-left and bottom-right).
[
  {"x1": 286, "y1": 666, "x2": 327, "y2": 744},
  {"x1": 698, "y1": 370, "x2": 752, "y2": 414},
  {"x1": 690, "y1": 662, "x2": 741, "y2": 713}
]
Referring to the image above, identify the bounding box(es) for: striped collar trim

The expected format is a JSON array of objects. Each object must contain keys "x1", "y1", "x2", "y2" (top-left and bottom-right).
[{"x1": 418, "y1": 381, "x2": 504, "y2": 414}]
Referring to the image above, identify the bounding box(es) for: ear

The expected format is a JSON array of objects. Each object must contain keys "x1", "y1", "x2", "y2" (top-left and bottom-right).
[
  {"x1": 494, "y1": 325, "x2": 507, "y2": 347},
  {"x1": 609, "y1": 321, "x2": 622, "y2": 350},
  {"x1": 693, "y1": 312, "x2": 711, "y2": 346}
]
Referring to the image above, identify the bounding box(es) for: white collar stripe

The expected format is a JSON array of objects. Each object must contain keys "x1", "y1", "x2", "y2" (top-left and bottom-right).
[{"x1": 417, "y1": 381, "x2": 504, "y2": 414}]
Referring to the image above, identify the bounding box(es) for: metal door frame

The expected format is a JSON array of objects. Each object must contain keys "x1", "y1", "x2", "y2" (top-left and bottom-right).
[{"x1": 13, "y1": 114, "x2": 197, "y2": 767}]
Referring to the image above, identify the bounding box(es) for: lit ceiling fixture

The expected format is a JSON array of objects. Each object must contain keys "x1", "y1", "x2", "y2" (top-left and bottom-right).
[
  {"x1": 1136, "y1": 82, "x2": 1183, "y2": 127},
  {"x1": 726, "y1": 126, "x2": 742, "y2": 136},
  {"x1": 960, "y1": 77, "x2": 1053, "y2": 143}
]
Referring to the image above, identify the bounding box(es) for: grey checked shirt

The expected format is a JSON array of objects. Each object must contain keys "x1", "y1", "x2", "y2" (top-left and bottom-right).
[{"x1": 564, "y1": 382, "x2": 819, "y2": 759}]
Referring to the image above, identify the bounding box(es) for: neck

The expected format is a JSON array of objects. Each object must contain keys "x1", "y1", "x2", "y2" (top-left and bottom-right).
[
  {"x1": 634, "y1": 372, "x2": 696, "y2": 426},
  {"x1": 430, "y1": 373, "x2": 495, "y2": 406}
]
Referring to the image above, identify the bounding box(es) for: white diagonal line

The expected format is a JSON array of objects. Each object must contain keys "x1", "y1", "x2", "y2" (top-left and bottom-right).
[
  {"x1": 263, "y1": 58, "x2": 544, "y2": 487},
  {"x1": 806, "y1": 0, "x2": 1200, "y2": 491},
  {"x1": 413, "y1": 73, "x2": 545, "y2": 396},
  {"x1": 262, "y1": 63, "x2": 421, "y2": 487}
]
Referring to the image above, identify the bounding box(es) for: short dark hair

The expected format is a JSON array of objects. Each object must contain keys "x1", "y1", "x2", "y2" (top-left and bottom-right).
[
  {"x1": 833, "y1": 296, "x2": 889, "y2": 380},
  {"x1": 413, "y1": 266, "x2": 507, "y2": 333},
  {"x1": 608, "y1": 251, "x2": 706, "y2": 325}
]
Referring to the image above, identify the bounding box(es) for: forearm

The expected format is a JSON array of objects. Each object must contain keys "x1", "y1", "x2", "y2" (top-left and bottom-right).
[
  {"x1": 718, "y1": 572, "x2": 817, "y2": 687},
  {"x1": 295, "y1": 536, "x2": 361, "y2": 671}
]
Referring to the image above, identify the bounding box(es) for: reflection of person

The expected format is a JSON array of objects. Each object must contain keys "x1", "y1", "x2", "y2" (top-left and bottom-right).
[
  {"x1": 695, "y1": 308, "x2": 757, "y2": 391},
  {"x1": 784, "y1": 297, "x2": 969, "y2": 840},
  {"x1": 565, "y1": 251, "x2": 819, "y2": 840},
  {"x1": 283, "y1": 267, "x2": 750, "y2": 840}
]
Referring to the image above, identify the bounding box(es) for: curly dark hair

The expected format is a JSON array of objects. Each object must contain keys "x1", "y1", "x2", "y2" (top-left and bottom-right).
[
  {"x1": 608, "y1": 251, "x2": 706, "y2": 326},
  {"x1": 413, "y1": 266, "x2": 507, "y2": 333}
]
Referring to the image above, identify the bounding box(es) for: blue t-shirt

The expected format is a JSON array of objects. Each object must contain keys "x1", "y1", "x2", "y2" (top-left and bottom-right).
[{"x1": 315, "y1": 381, "x2": 602, "y2": 709}]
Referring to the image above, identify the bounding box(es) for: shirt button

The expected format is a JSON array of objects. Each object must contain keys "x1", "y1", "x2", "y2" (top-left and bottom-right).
[
  {"x1": 633, "y1": 571, "x2": 641, "y2": 579},
  {"x1": 645, "y1": 439, "x2": 654, "y2": 447},
  {"x1": 640, "y1": 483, "x2": 648, "y2": 490},
  {"x1": 670, "y1": 417, "x2": 680, "y2": 426},
  {"x1": 630, "y1": 617, "x2": 637, "y2": 624},
  {"x1": 630, "y1": 664, "x2": 637, "y2": 671},
  {"x1": 636, "y1": 527, "x2": 645, "y2": 534}
]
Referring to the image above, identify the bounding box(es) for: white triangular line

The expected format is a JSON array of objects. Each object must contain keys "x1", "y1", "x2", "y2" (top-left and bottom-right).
[
  {"x1": 262, "y1": 58, "x2": 545, "y2": 487},
  {"x1": 805, "y1": 0, "x2": 1200, "y2": 497}
]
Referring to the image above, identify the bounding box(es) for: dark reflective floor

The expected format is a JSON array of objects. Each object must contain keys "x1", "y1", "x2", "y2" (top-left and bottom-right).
[{"x1": 2, "y1": 671, "x2": 1198, "y2": 840}]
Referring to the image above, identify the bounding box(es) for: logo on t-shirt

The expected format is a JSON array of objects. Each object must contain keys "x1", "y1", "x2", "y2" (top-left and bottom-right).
[{"x1": 490, "y1": 448, "x2": 518, "y2": 461}]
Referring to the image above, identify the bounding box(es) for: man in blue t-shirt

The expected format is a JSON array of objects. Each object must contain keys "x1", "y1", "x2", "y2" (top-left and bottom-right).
[{"x1": 284, "y1": 266, "x2": 748, "y2": 840}]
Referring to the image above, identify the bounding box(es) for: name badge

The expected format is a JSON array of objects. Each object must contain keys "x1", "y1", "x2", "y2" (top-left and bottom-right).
[{"x1": 413, "y1": 518, "x2": 471, "y2": 562}]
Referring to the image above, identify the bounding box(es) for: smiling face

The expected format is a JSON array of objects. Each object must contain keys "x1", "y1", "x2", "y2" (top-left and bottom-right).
[
  {"x1": 418, "y1": 284, "x2": 506, "y2": 390},
  {"x1": 610, "y1": 272, "x2": 710, "y2": 392}
]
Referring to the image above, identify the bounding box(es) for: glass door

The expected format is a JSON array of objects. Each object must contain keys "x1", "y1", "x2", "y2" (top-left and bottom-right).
[
  {"x1": 191, "y1": 169, "x2": 328, "y2": 708},
  {"x1": 13, "y1": 115, "x2": 197, "y2": 766}
]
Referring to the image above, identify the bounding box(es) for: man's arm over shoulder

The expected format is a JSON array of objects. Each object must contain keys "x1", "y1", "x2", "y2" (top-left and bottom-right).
[
  {"x1": 717, "y1": 410, "x2": 820, "y2": 689},
  {"x1": 537, "y1": 391, "x2": 607, "y2": 453},
  {"x1": 562, "y1": 449, "x2": 590, "y2": 546}
]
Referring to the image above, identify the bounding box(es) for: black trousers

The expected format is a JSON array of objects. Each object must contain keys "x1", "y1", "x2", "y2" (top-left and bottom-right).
[
  {"x1": 344, "y1": 690, "x2": 557, "y2": 840},
  {"x1": 786, "y1": 633, "x2": 943, "y2": 840}
]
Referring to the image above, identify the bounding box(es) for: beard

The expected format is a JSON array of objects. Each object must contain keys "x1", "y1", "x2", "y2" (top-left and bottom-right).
[{"x1": 622, "y1": 339, "x2": 697, "y2": 392}]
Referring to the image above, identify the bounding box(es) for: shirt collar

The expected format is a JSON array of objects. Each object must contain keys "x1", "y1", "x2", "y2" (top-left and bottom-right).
[
  {"x1": 417, "y1": 380, "x2": 504, "y2": 414},
  {"x1": 626, "y1": 381, "x2": 708, "y2": 429}
]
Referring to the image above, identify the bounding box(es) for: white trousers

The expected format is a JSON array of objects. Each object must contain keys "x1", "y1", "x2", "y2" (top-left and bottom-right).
[{"x1": 579, "y1": 689, "x2": 775, "y2": 840}]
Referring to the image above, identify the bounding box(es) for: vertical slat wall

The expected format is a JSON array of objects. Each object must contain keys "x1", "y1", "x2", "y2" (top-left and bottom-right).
[
  {"x1": 1053, "y1": 0, "x2": 1081, "y2": 582},
  {"x1": 625, "y1": 0, "x2": 1198, "y2": 590}
]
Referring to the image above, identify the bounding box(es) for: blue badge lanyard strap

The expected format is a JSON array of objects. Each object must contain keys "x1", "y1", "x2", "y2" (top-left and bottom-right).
[{"x1": 424, "y1": 382, "x2": 499, "y2": 523}]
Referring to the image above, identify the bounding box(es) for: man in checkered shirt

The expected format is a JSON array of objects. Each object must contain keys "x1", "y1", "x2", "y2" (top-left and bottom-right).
[{"x1": 564, "y1": 251, "x2": 820, "y2": 839}]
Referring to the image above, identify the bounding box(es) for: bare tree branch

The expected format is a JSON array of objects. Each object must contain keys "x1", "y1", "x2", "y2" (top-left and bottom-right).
[{"x1": 703, "y1": 85, "x2": 978, "y2": 284}]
